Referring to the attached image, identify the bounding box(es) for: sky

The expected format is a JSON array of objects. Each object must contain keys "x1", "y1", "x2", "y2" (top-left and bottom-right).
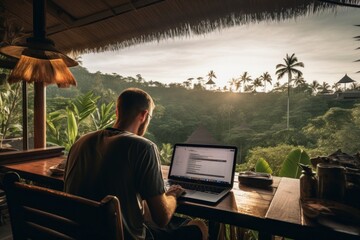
[{"x1": 81, "y1": 7, "x2": 360, "y2": 90}]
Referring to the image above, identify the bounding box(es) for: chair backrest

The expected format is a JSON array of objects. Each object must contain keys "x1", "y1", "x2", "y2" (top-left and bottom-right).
[{"x1": 3, "y1": 172, "x2": 124, "y2": 240}]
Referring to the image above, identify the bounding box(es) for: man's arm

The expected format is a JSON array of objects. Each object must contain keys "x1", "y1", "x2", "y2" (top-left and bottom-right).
[{"x1": 146, "y1": 185, "x2": 184, "y2": 227}]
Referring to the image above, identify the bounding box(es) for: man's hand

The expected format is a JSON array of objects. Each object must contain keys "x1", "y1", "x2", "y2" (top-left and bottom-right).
[
  {"x1": 147, "y1": 185, "x2": 185, "y2": 227},
  {"x1": 165, "y1": 184, "x2": 185, "y2": 198}
]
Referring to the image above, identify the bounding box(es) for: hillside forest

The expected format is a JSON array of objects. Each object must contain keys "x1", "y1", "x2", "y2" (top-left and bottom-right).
[{"x1": 1, "y1": 65, "x2": 360, "y2": 175}]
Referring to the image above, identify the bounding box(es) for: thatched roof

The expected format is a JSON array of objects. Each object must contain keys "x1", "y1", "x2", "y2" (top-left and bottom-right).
[
  {"x1": 337, "y1": 74, "x2": 356, "y2": 83},
  {"x1": 0, "y1": 0, "x2": 340, "y2": 55},
  {"x1": 185, "y1": 125, "x2": 220, "y2": 145},
  {"x1": 205, "y1": 79, "x2": 216, "y2": 85}
]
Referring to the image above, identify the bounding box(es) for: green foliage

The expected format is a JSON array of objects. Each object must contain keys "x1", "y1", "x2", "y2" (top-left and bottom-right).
[
  {"x1": 159, "y1": 143, "x2": 173, "y2": 165},
  {"x1": 40, "y1": 66, "x2": 360, "y2": 164},
  {"x1": 255, "y1": 158, "x2": 273, "y2": 174},
  {"x1": 0, "y1": 82, "x2": 22, "y2": 146},
  {"x1": 71, "y1": 91, "x2": 99, "y2": 123},
  {"x1": 302, "y1": 105, "x2": 360, "y2": 153},
  {"x1": 66, "y1": 109, "x2": 78, "y2": 147},
  {"x1": 46, "y1": 91, "x2": 108, "y2": 152},
  {"x1": 238, "y1": 144, "x2": 324, "y2": 175},
  {"x1": 91, "y1": 102, "x2": 116, "y2": 130},
  {"x1": 279, "y1": 148, "x2": 310, "y2": 178},
  {"x1": 239, "y1": 144, "x2": 296, "y2": 175}
]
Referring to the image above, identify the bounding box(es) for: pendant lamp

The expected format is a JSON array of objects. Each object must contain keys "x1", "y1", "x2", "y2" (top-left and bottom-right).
[{"x1": 0, "y1": 0, "x2": 78, "y2": 88}]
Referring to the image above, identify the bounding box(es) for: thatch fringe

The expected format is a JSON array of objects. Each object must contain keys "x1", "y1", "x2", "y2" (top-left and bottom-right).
[
  {"x1": 73, "y1": 0, "x2": 336, "y2": 54},
  {"x1": 1, "y1": 0, "x2": 344, "y2": 54}
]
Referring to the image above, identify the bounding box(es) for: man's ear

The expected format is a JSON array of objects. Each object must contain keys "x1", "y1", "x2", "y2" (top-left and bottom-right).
[{"x1": 139, "y1": 110, "x2": 148, "y2": 122}]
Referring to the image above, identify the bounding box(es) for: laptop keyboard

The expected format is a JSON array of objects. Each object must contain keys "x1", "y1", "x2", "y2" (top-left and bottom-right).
[{"x1": 168, "y1": 181, "x2": 224, "y2": 194}]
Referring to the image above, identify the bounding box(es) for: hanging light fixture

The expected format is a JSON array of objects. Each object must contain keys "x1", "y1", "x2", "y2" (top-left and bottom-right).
[
  {"x1": 0, "y1": 0, "x2": 78, "y2": 148},
  {"x1": 0, "y1": 0, "x2": 78, "y2": 88}
]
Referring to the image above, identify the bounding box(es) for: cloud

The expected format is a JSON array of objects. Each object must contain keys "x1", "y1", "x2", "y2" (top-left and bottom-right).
[{"x1": 82, "y1": 7, "x2": 360, "y2": 87}]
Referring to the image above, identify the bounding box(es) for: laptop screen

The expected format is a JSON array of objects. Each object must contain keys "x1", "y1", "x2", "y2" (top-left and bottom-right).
[{"x1": 168, "y1": 144, "x2": 237, "y2": 186}]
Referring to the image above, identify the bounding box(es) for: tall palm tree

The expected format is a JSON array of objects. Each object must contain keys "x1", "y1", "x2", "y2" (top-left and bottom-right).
[
  {"x1": 260, "y1": 72, "x2": 272, "y2": 92},
  {"x1": 276, "y1": 53, "x2": 304, "y2": 129},
  {"x1": 253, "y1": 78, "x2": 263, "y2": 92},
  {"x1": 239, "y1": 72, "x2": 252, "y2": 92},
  {"x1": 309, "y1": 80, "x2": 320, "y2": 95}
]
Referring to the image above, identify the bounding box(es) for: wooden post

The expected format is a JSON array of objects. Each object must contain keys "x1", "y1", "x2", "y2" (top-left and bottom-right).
[
  {"x1": 34, "y1": 82, "x2": 46, "y2": 148},
  {"x1": 22, "y1": 81, "x2": 28, "y2": 150},
  {"x1": 33, "y1": 0, "x2": 47, "y2": 148}
]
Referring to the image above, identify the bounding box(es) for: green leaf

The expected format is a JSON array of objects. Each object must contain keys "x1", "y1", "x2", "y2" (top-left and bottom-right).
[
  {"x1": 91, "y1": 102, "x2": 115, "y2": 130},
  {"x1": 279, "y1": 148, "x2": 310, "y2": 178},
  {"x1": 255, "y1": 158, "x2": 273, "y2": 174},
  {"x1": 67, "y1": 110, "x2": 78, "y2": 145},
  {"x1": 73, "y1": 91, "x2": 98, "y2": 123}
]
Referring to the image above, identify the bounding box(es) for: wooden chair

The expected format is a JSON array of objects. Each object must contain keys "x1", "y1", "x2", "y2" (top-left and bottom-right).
[{"x1": 3, "y1": 172, "x2": 124, "y2": 240}]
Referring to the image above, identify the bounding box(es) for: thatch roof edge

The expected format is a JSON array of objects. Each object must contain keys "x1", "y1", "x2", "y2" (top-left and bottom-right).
[{"x1": 69, "y1": 1, "x2": 336, "y2": 54}]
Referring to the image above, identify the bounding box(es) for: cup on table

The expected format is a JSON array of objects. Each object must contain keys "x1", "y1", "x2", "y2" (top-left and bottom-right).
[{"x1": 317, "y1": 163, "x2": 346, "y2": 201}]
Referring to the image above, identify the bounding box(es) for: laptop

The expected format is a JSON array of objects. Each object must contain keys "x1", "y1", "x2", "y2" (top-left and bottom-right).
[{"x1": 167, "y1": 143, "x2": 237, "y2": 205}]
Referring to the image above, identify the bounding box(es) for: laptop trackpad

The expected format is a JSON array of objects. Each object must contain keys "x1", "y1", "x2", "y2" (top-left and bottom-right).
[{"x1": 181, "y1": 190, "x2": 223, "y2": 203}]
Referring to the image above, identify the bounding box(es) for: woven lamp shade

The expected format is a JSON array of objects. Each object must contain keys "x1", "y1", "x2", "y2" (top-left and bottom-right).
[{"x1": 0, "y1": 38, "x2": 78, "y2": 88}]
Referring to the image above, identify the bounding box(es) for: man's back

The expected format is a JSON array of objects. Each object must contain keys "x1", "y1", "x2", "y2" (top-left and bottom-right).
[{"x1": 64, "y1": 127, "x2": 165, "y2": 239}]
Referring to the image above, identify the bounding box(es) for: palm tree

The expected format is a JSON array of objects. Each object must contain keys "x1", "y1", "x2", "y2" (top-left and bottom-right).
[
  {"x1": 260, "y1": 72, "x2": 272, "y2": 92},
  {"x1": 244, "y1": 84, "x2": 254, "y2": 92},
  {"x1": 239, "y1": 72, "x2": 252, "y2": 92},
  {"x1": 332, "y1": 82, "x2": 341, "y2": 93},
  {"x1": 318, "y1": 82, "x2": 331, "y2": 94},
  {"x1": 276, "y1": 53, "x2": 304, "y2": 129},
  {"x1": 196, "y1": 77, "x2": 204, "y2": 85},
  {"x1": 227, "y1": 78, "x2": 238, "y2": 92},
  {"x1": 309, "y1": 80, "x2": 320, "y2": 95},
  {"x1": 253, "y1": 78, "x2": 263, "y2": 92},
  {"x1": 293, "y1": 74, "x2": 305, "y2": 87},
  {"x1": 272, "y1": 81, "x2": 281, "y2": 92},
  {"x1": 350, "y1": 82, "x2": 359, "y2": 90},
  {"x1": 235, "y1": 79, "x2": 242, "y2": 92},
  {"x1": 183, "y1": 80, "x2": 190, "y2": 89},
  {"x1": 206, "y1": 70, "x2": 216, "y2": 90},
  {"x1": 187, "y1": 77, "x2": 194, "y2": 89}
]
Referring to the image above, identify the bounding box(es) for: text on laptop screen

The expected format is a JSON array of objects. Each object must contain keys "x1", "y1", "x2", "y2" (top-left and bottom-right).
[{"x1": 169, "y1": 145, "x2": 236, "y2": 184}]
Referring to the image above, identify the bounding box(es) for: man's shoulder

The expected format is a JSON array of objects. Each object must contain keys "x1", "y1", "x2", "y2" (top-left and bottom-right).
[
  {"x1": 124, "y1": 133, "x2": 155, "y2": 148},
  {"x1": 104, "y1": 128, "x2": 155, "y2": 146}
]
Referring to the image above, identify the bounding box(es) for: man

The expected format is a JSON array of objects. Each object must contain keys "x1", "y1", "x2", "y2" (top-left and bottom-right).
[{"x1": 64, "y1": 88, "x2": 207, "y2": 240}]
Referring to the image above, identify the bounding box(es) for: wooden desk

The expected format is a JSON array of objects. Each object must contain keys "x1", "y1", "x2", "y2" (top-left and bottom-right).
[
  {"x1": 1, "y1": 157, "x2": 65, "y2": 190},
  {"x1": 1, "y1": 158, "x2": 359, "y2": 240}
]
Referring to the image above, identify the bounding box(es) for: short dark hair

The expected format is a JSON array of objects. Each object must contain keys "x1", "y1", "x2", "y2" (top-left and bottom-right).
[{"x1": 116, "y1": 88, "x2": 154, "y2": 129}]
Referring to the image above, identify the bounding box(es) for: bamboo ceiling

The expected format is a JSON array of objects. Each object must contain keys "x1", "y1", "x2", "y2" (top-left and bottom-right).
[{"x1": 0, "y1": 0, "x2": 357, "y2": 54}]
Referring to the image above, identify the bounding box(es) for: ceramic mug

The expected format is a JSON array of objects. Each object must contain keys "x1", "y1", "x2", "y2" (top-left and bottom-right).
[{"x1": 317, "y1": 163, "x2": 346, "y2": 201}]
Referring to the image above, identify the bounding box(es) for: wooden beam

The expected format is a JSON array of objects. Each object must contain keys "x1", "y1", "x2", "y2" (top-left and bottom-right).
[
  {"x1": 318, "y1": 0, "x2": 360, "y2": 8},
  {"x1": 45, "y1": 0, "x2": 165, "y2": 36}
]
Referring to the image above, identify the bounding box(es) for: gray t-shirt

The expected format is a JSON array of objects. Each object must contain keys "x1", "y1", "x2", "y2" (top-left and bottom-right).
[{"x1": 64, "y1": 128, "x2": 165, "y2": 239}]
